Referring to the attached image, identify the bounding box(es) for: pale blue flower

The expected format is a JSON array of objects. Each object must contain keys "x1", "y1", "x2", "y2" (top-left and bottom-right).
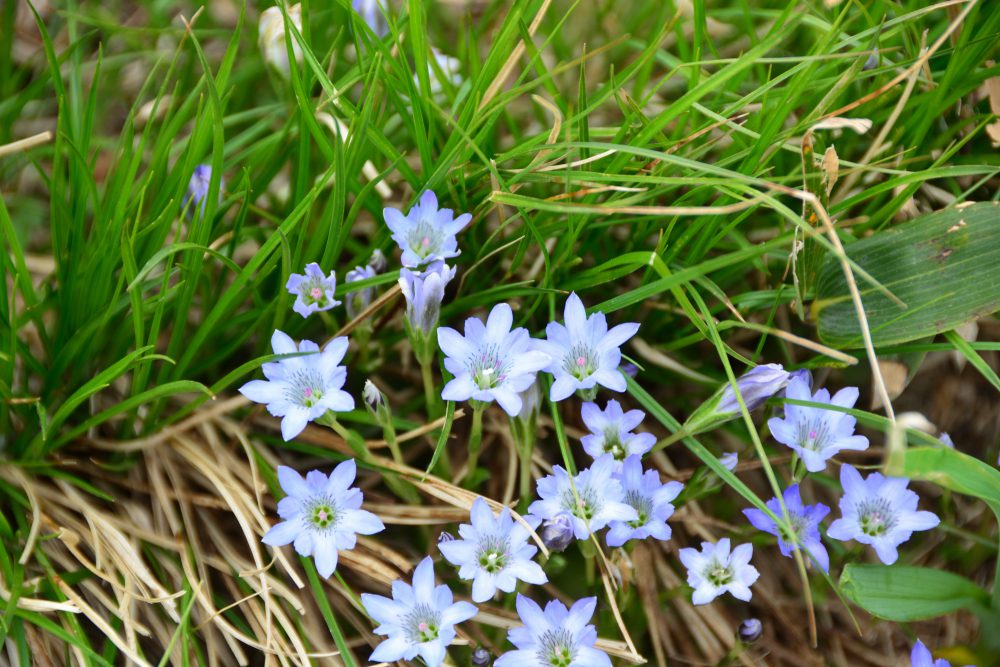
[
  {"x1": 262, "y1": 461, "x2": 384, "y2": 578},
  {"x1": 362, "y1": 556, "x2": 478, "y2": 667},
  {"x1": 679, "y1": 538, "x2": 759, "y2": 605},
  {"x1": 606, "y1": 455, "x2": 683, "y2": 547},
  {"x1": 720, "y1": 452, "x2": 738, "y2": 471},
  {"x1": 827, "y1": 465, "x2": 940, "y2": 565},
  {"x1": 717, "y1": 363, "x2": 791, "y2": 414},
  {"x1": 239, "y1": 330, "x2": 354, "y2": 440},
  {"x1": 580, "y1": 400, "x2": 656, "y2": 462},
  {"x1": 438, "y1": 498, "x2": 547, "y2": 602},
  {"x1": 495, "y1": 595, "x2": 611, "y2": 667},
  {"x1": 743, "y1": 484, "x2": 830, "y2": 572},
  {"x1": 419, "y1": 50, "x2": 463, "y2": 98},
  {"x1": 536, "y1": 292, "x2": 640, "y2": 402},
  {"x1": 286, "y1": 263, "x2": 340, "y2": 318},
  {"x1": 352, "y1": 0, "x2": 388, "y2": 37},
  {"x1": 384, "y1": 191, "x2": 471, "y2": 268},
  {"x1": 438, "y1": 303, "x2": 551, "y2": 417},
  {"x1": 528, "y1": 454, "x2": 637, "y2": 540},
  {"x1": 910, "y1": 639, "x2": 971, "y2": 667},
  {"x1": 344, "y1": 264, "x2": 376, "y2": 319},
  {"x1": 767, "y1": 376, "x2": 868, "y2": 473},
  {"x1": 183, "y1": 164, "x2": 222, "y2": 218},
  {"x1": 400, "y1": 263, "x2": 456, "y2": 337}
]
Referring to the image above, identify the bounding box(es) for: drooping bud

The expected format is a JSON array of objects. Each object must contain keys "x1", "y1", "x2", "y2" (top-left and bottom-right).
[
  {"x1": 259, "y1": 4, "x2": 303, "y2": 79},
  {"x1": 717, "y1": 364, "x2": 792, "y2": 414},
  {"x1": 345, "y1": 265, "x2": 376, "y2": 319},
  {"x1": 471, "y1": 646, "x2": 492, "y2": 666},
  {"x1": 738, "y1": 618, "x2": 762, "y2": 644},
  {"x1": 540, "y1": 513, "x2": 574, "y2": 552},
  {"x1": 363, "y1": 380, "x2": 384, "y2": 413}
]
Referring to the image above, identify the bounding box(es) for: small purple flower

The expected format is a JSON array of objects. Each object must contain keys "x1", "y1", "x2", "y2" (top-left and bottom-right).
[
  {"x1": 536, "y1": 292, "x2": 640, "y2": 402},
  {"x1": 183, "y1": 164, "x2": 222, "y2": 218},
  {"x1": 679, "y1": 538, "x2": 760, "y2": 605},
  {"x1": 438, "y1": 303, "x2": 551, "y2": 417},
  {"x1": 384, "y1": 191, "x2": 471, "y2": 268},
  {"x1": 351, "y1": 0, "x2": 388, "y2": 37},
  {"x1": 362, "y1": 556, "x2": 478, "y2": 667},
  {"x1": 495, "y1": 595, "x2": 611, "y2": 667},
  {"x1": 262, "y1": 461, "x2": 384, "y2": 578},
  {"x1": 539, "y1": 513, "x2": 574, "y2": 552},
  {"x1": 400, "y1": 263, "x2": 456, "y2": 337},
  {"x1": 239, "y1": 330, "x2": 354, "y2": 441},
  {"x1": 767, "y1": 376, "x2": 869, "y2": 473},
  {"x1": 720, "y1": 452, "x2": 739, "y2": 471},
  {"x1": 717, "y1": 363, "x2": 791, "y2": 414},
  {"x1": 743, "y1": 484, "x2": 830, "y2": 572},
  {"x1": 286, "y1": 263, "x2": 340, "y2": 318},
  {"x1": 528, "y1": 454, "x2": 637, "y2": 540},
  {"x1": 580, "y1": 400, "x2": 656, "y2": 462},
  {"x1": 344, "y1": 264, "x2": 376, "y2": 319},
  {"x1": 827, "y1": 465, "x2": 940, "y2": 565},
  {"x1": 910, "y1": 639, "x2": 971, "y2": 667},
  {"x1": 438, "y1": 498, "x2": 547, "y2": 602},
  {"x1": 606, "y1": 456, "x2": 683, "y2": 548},
  {"x1": 939, "y1": 433, "x2": 954, "y2": 448}
]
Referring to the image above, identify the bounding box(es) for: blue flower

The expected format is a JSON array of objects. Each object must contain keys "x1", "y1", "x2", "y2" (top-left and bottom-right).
[
  {"x1": 262, "y1": 461, "x2": 384, "y2": 578},
  {"x1": 717, "y1": 363, "x2": 791, "y2": 414},
  {"x1": 720, "y1": 452, "x2": 738, "y2": 471},
  {"x1": 344, "y1": 264, "x2": 376, "y2": 319},
  {"x1": 286, "y1": 263, "x2": 341, "y2": 318},
  {"x1": 495, "y1": 595, "x2": 611, "y2": 667},
  {"x1": 438, "y1": 498, "x2": 547, "y2": 602},
  {"x1": 539, "y1": 513, "x2": 575, "y2": 553},
  {"x1": 239, "y1": 330, "x2": 354, "y2": 440},
  {"x1": 384, "y1": 191, "x2": 471, "y2": 268},
  {"x1": 678, "y1": 538, "x2": 760, "y2": 605},
  {"x1": 419, "y1": 50, "x2": 464, "y2": 98},
  {"x1": 528, "y1": 454, "x2": 637, "y2": 540},
  {"x1": 183, "y1": 164, "x2": 222, "y2": 218},
  {"x1": 767, "y1": 376, "x2": 869, "y2": 472},
  {"x1": 910, "y1": 639, "x2": 971, "y2": 667},
  {"x1": 438, "y1": 303, "x2": 551, "y2": 417},
  {"x1": 580, "y1": 400, "x2": 656, "y2": 463},
  {"x1": 351, "y1": 0, "x2": 388, "y2": 37},
  {"x1": 362, "y1": 556, "x2": 478, "y2": 667},
  {"x1": 606, "y1": 455, "x2": 683, "y2": 548},
  {"x1": 743, "y1": 484, "x2": 830, "y2": 572},
  {"x1": 536, "y1": 292, "x2": 640, "y2": 402},
  {"x1": 400, "y1": 263, "x2": 456, "y2": 337},
  {"x1": 827, "y1": 465, "x2": 940, "y2": 565}
]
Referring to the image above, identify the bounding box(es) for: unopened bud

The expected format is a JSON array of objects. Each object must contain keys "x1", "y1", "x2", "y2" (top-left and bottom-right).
[
  {"x1": 541, "y1": 513, "x2": 574, "y2": 552},
  {"x1": 471, "y1": 646, "x2": 492, "y2": 666},
  {"x1": 183, "y1": 165, "x2": 222, "y2": 219},
  {"x1": 259, "y1": 4, "x2": 303, "y2": 78},
  {"x1": 717, "y1": 364, "x2": 791, "y2": 414},
  {"x1": 738, "y1": 618, "x2": 762, "y2": 644},
  {"x1": 363, "y1": 380, "x2": 384, "y2": 413},
  {"x1": 437, "y1": 531, "x2": 455, "y2": 544},
  {"x1": 368, "y1": 248, "x2": 387, "y2": 274}
]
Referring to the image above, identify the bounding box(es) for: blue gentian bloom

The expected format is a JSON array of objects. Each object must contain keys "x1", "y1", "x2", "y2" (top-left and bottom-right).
[
  {"x1": 717, "y1": 363, "x2": 791, "y2": 414},
  {"x1": 827, "y1": 465, "x2": 940, "y2": 565},
  {"x1": 580, "y1": 399, "x2": 656, "y2": 463},
  {"x1": 536, "y1": 292, "x2": 640, "y2": 401},
  {"x1": 767, "y1": 376, "x2": 869, "y2": 472},
  {"x1": 495, "y1": 595, "x2": 611, "y2": 667},
  {"x1": 743, "y1": 484, "x2": 831, "y2": 572},
  {"x1": 183, "y1": 164, "x2": 222, "y2": 218},
  {"x1": 606, "y1": 455, "x2": 683, "y2": 547},
  {"x1": 400, "y1": 263, "x2": 456, "y2": 337},
  {"x1": 286, "y1": 263, "x2": 341, "y2": 318},
  {"x1": 239, "y1": 330, "x2": 354, "y2": 440},
  {"x1": 528, "y1": 454, "x2": 637, "y2": 540},
  {"x1": 362, "y1": 556, "x2": 478, "y2": 667},
  {"x1": 438, "y1": 303, "x2": 551, "y2": 416},
  {"x1": 262, "y1": 461, "x2": 384, "y2": 578},
  {"x1": 438, "y1": 498, "x2": 547, "y2": 602},
  {"x1": 344, "y1": 264, "x2": 376, "y2": 319},
  {"x1": 910, "y1": 639, "x2": 971, "y2": 667},
  {"x1": 351, "y1": 0, "x2": 388, "y2": 37},
  {"x1": 384, "y1": 191, "x2": 471, "y2": 268},
  {"x1": 678, "y1": 538, "x2": 760, "y2": 605}
]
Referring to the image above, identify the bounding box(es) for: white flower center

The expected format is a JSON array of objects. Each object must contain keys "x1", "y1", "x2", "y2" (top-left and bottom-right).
[
  {"x1": 468, "y1": 344, "x2": 511, "y2": 390},
  {"x1": 560, "y1": 484, "x2": 600, "y2": 521},
  {"x1": 624, "y1": 490, "x2": 652, "y2": 528},
  {"x1": 537, "y1": 628, "x2": 576, "y2": 667},
  {"x1": 299, "y1": 276, "x2": 330, "y2": 307},
  {"x1": 404, "y1": 604, "x2": 443, "y2": 643},
  {"x1": 476, "y1": 534, "x2": 511, "y2": 574},
  {"x1": 563, "y1": 343, "x2": 597, "y2": 380},
  {"x1": 796, "y1": 420, "x2": 831, "y2": 452},
  {"x1": 602, "y1": 428, "x2": 626, "y2": 459},
  {"x1": 286, "y1": 368, "x2": 325, "y2": 408},
  {"x1": 704, "y1": 559, "x2": 734, "y2": 587},
  {"x1": 858, "y1": 498, "x2": 897, "y2": 536},
  {"x1": 407, "y1": 220, "x2": 442, "y2": 259},
  {"x1": 307, "y1": 497, "x2": 339, "y2": 531}
]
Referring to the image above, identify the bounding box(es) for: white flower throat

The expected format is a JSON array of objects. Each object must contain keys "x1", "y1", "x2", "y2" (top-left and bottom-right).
[
  {"x1": 285, "y1": 368, "x2": 325, "y2": 408},
  {"x1": 469, "y1": 344, "x2": 511, "y2": 389},
  {"x1": 537, "y1": 628, "x2": 576, "y2": 667},
  {"x1": 858, "y1": 497, "x2": 897, "y2": 536},
  {"x1": 563, "y1": 343, "x2": 597, "y2": 380},
  {"x1": 404, "y1": 604, "x2": 442, "y2": 643}
]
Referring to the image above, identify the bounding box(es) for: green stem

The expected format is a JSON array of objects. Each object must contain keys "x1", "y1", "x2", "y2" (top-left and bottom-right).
[
  {"x1": 420, "y1": 358, "x2": 441, "y2": 419},
  {"x1": 465, "y1": 404, "x2": 485, "y2": 487}
]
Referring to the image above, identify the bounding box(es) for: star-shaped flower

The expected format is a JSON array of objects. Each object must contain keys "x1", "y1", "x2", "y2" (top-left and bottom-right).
[
  {"x1": 606, "y1": 455, "x2": 683, "y2": 547},
  {"x1": 286, "y1": 263, "x2": 340, "y2": 318},
  {"x1": 495, "y1": 595, "x2": 611, "y2": 667},
  {"x1": 384, "y1": 190, "x2": 471, "y2": 268},
  {"x1": 743, "y1": 484, "x2": 830, "y2": 572},
  {"x1": 580, "y1": 400, "x2": 656, "y2": 463},
  {"x1": 679, "y1": 538, "x2": 760, "y2": 605}
]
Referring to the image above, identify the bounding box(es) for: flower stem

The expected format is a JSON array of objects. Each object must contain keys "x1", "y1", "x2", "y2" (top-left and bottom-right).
[
  {"x1": 465, "y1": 403, "x2": 485, "y2": 488},
  {"x1": 420, "y1": 358, "x2": 441, "y2": 419}
]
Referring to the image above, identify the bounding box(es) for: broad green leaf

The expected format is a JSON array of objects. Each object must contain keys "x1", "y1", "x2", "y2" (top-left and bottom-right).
[
  {"x1": 814, "y1": 202, "x2": 1000, "y2": 348},
  {"x1": 887, "y1": 445, "x2": 1000, "y2": 514},
  {"x1": 840, "y1": 564, "x2": 988, "y2": 621}
]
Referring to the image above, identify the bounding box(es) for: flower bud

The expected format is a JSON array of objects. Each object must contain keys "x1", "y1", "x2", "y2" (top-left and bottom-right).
[
  {"x1": 720, "y1": 452, "x2": 738, "y2": 472},
  {"x1": 259, "y1": 4, "x2": 303, "y2": 78},
  {"x1": 351, "y1": 0, "x2": 388, "y2": 38},
  {"x1": 620, "y1": 362, "x2": 639, "y2": 378},
  {"x1": 368, "y1": 248, "x2": 387, "y2": 274},
  {"x1": 540, "y1": 513, "x2": 574, "y2": 552},
  {"x1": 785, "y1": 368, "x2": 813, "y2": 392},
  {"x1": 183, "y1": 165, "x2": 222, "y2": 219},
  {"x1": 437, "y1": 531, "x2": 455, "y2": 544},
  {"x1": 717, "y1": 363, "x2": 791, "y2": 414},
  {"x1": 363, "y1": 380, "x2": 384, "y2": 413},
  {"x1": 738, "y1": 618, "x2": 762, "y2": 644},
  {"x1": 399, "y1": 263, "x2": 456, "y2": 337},
  {"x1": 471, "y1": 646, "x2": 492, "y2": 667},
  {"x1": 345, "y1": 265, "x2": 376, "y2": 319}
]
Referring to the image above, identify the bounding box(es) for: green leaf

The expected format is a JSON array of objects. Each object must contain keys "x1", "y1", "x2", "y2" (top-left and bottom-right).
[
  {"x1": 888, "y1": 445, "x2": 1000, "y2": 514},
  {"x1": 814, "y1": 203, "x2": 1000, "y2": 348},
  {"x1": 840, "y1": 564, "x2": 988, "y2": 621}
]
